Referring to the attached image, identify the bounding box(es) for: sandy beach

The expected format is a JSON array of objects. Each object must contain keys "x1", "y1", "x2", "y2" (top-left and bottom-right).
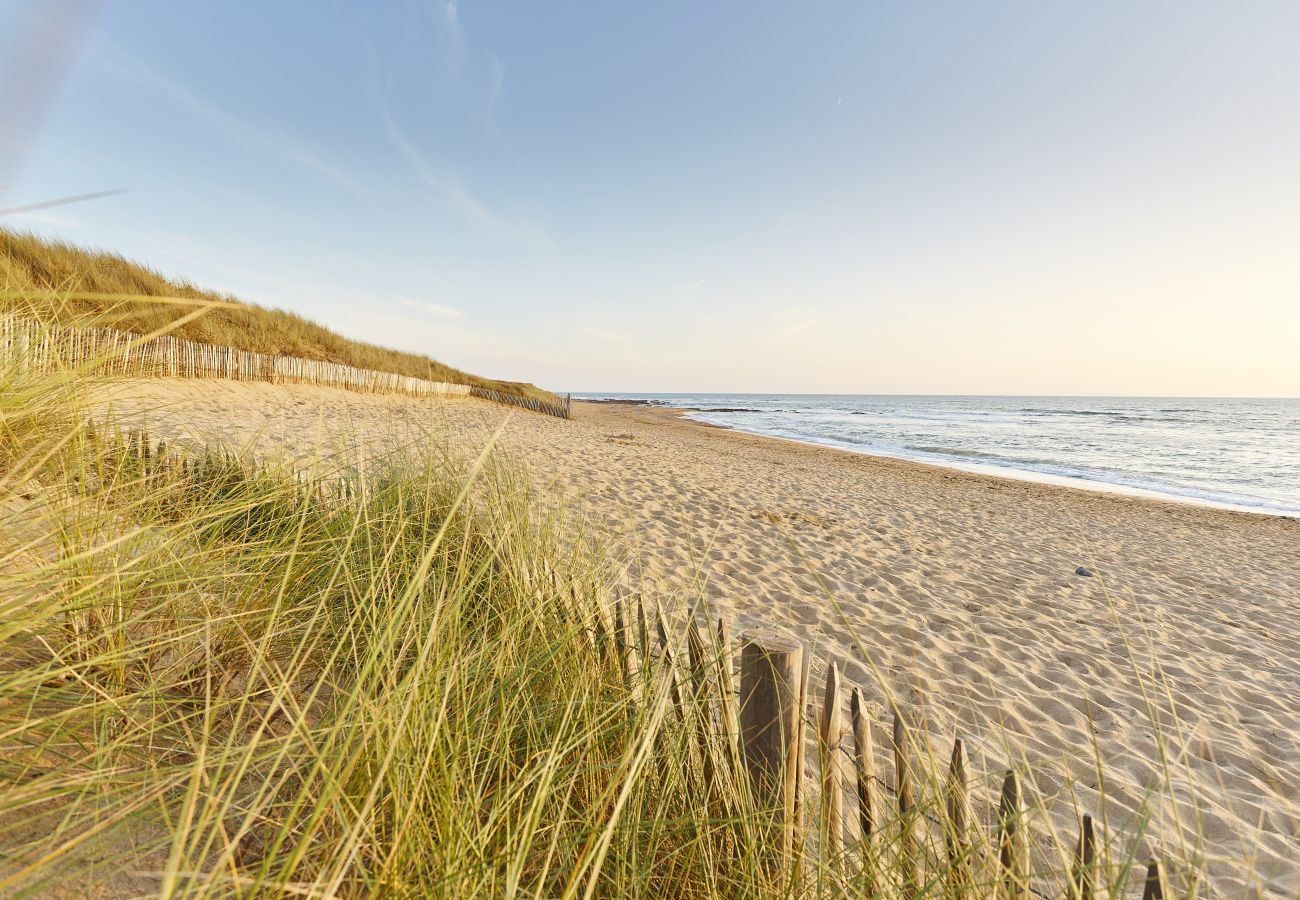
[{"x1": 95, "y1": 380, "x2": 1300, "y2": 891}]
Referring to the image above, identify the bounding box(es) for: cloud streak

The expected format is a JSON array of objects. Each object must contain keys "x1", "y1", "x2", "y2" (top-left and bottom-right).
[
  {"x1": 380, "y1": 104, "x2": 499, "y2": 227},
  {"x1": 585, "y1": 326, "x2": 635, "y2": 345},
  {"x1": 399, "y1": 296, "x2": 464, "y2": 319},
  {"x1": 777, "y1": 307, "x2": 823, "y2": 338},
  {"x1": 379, "y1": 92, "x2": 549, "y2": 251},
  {"x1": 99, "y1": 50, "x2": 368, "y2": 198}
]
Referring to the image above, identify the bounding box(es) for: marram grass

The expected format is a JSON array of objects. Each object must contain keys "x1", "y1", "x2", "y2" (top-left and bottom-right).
[
  {"x1": 0, "y1": 226, "x2": 556, "y2": 403},
  {"x1": 0, "y1": 355, "x2": 1232, "y2": 898},
  {"x1": 0, "y1": 360, "x2": 779, "y2": 897}
]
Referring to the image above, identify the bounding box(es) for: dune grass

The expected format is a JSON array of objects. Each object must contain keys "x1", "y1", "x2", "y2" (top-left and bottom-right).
[
  {"x1": 0, "y1": 359, "x2": 780, "y2": 897},
  {"x1": 0, "y1": 349, "x2": 1239, "y2": 897},
  {"x1": 0, "y1": 227, "x2": 556, "y2": 402}
]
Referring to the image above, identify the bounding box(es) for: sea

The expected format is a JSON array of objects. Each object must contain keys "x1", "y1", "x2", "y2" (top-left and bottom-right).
[{"x1": 573, "y1": 394, "x2": 1300, "y2": 518}]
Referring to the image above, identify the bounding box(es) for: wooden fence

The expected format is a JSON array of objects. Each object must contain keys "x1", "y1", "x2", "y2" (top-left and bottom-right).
[
  {"x1": 90, "y1": 427, "x2": 1178, "y2": 896},
  {"x1": 1, "y1": 314, "x2": 572, "y2": 417},
  {"x1": 470, "y1": 385, "x2": 572, "y2": 419},
  {"x1": 609, "y1": 597, "x2": 1174, "y2": 898}
]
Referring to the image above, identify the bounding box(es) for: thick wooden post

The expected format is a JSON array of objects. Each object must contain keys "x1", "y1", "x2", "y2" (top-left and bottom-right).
[
  {"x1": 739, "y1": 630, "x2": 805, "y2": 874},
  {"x1": 818, "y1": 661, "x2": 844, "y2": 869},
  {"x1": 946, "y1": 737, "x2": 973, "y2": 890},
  {"x1": 998, "y1": 770, "x2": 1030, "y2": 899}
]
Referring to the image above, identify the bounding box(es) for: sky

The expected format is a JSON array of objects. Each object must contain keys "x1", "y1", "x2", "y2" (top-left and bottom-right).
[{"x1": 1, "y1": 1, "x2": 1298, "y2": 396}]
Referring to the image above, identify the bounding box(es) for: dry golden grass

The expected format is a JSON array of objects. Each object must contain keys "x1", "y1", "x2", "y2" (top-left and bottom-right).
[{"x1": 0, "y1": 227, "x2": 556, "y2": 402}]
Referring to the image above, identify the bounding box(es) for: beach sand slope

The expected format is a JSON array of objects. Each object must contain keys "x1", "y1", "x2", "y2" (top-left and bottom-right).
[{"x1": 95, "y1": 380, "x2": 1300, "y2": 892}]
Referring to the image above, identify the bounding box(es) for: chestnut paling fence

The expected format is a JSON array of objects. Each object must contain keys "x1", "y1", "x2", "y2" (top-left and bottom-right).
[
  {"x1": 101, "y1": 424, "x2": 1183, "y2": 897},
  {"x1": 0, "y1": 313, "x2": 572, "y2": 417},
  {"x1": 469, "y1": 384, "x2": 572, "y2": 419},
  {"x1": 597, "y1": 595, "x2": 1177, "y2": 898}
]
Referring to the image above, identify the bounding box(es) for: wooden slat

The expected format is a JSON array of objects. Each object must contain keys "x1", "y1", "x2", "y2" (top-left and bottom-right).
[
  {"x1": 818, "y1": 661, "x2": 844, "y2": 869},
  {"x1": 999, "y1": 769, "x2": 1030, "y2": 899},
  {"x1": 1069, "y1": 813, "x2": 1096, "y2": 900},
  {"x1": 1141, "y1": 857, "x2": 1165, "y2": 900},
  {"x1": 654, "y1": 604, "x2": 685, "y2": 719},
  {"x1": 894, "y1": 707, "x2": 921, "y2": 893},
  {"x1": 714, "y1": 617, "x2": 741, "y2": 773},
  {"x1": 946, "y1": 736, "x2": 973, "y2": 890},
  {"x1": 850, "y1": 687, "x2": 878, "y2": 893}
]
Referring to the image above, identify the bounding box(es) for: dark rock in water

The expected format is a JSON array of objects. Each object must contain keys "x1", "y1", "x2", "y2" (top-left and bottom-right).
[{"x1": 1075, "y1": 566, "x2": 1093, "y2": 577}]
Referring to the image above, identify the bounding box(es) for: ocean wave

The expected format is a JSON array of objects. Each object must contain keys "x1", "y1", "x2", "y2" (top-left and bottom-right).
[
  {"x1": 655, "y1": 396, "x2": 1300, "y2": 517},
  {"x1": 905, "y1": 444, "x2": 1004, "y2": 461},
  {"x1": 1019, "y1": 408, "x2": 1173, "y2": 424}
]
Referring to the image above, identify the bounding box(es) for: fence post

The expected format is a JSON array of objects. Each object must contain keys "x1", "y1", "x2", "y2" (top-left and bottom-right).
[
  {"x1": 793, "y1": 647, "x2": 812, "y2": 856},
  {"x1": 739, "y1": 630, "x2": 805, "y2": 877},
  {"x1": 1069, "y1": 813, "x2": 1096, "y2": 900},
  {"x1": 893, "y1": 708, "x2": 921, "y2": 893},
  {"x1": 999, "y1": 769, "x2": 1030, "y2": 899},
  {"x1": 635, "y1": 597, "x2": 649, "y2": 680},
  {"x1": 1141, "y1": 858, "x2": 1165, "y2": 900},
  {"x1": 714, "y1": 618, "x2": 741, "y2": 773},
  {"x1": 850, "y1": 688, "x2": 878, "y2": 891},
  {"x1": 654, "y1": 605, "x2": 685, "y2": 720},
  {"x1": 613, "y1": 597, "x2": 630, "y2": 687},
  {"x1": 946, "y1": 737, "x2": 973, "y2": 890},
  {"x1": 686, "y1": 620, "x2": 718, "y2": 792},
  {"x1": 818, "y1": 661, "x2": 844, "y2": 871}
]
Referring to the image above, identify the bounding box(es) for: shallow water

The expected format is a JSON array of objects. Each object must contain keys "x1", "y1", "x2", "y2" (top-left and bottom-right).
[{"x1": 575, "y1": 393, "x2": 1300, "y2": 517}]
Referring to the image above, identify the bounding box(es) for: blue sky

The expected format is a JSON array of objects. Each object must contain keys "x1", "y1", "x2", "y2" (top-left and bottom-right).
[{"x1": 2, "y1": 1, "x2": 1298, "y2": 395}]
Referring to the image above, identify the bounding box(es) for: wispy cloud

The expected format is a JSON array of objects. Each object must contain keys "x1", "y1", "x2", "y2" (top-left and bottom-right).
[
  {"x1": 399, "y1": 296, "x2": 464, "y2": 319},
  {"x1": 488, "y1": 55, "x2": 505, "y2": 102},
  {"x1": 380, "y1": 104, "x2": 499, "y2": 227},
  {"x1": 4, "y1": 209, "x2": 85, "y2": 229},
  {"x1": 778, "y1": 307, "x2": 823, "y2": 338},
  {"x1": 675, "y1": 278, "x2": 705, "y2": 293},
  {"x1": 379, "y1": 94, "x2": 549, "y2": 251},
  {"x1": 98, "y1": 50, "x2": 368, "y2": 198},
  {"x1": 429, "y1": 0, "x2": 466, "y2": 73},
  {"x1": 584, "y1": 326, "x2": 635, "y2": 345}
]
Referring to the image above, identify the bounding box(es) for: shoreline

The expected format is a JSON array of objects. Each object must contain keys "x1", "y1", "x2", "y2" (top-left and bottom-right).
[
  {"x1": 586, "y1": 398, "x2": 1299, "y2": 520},
  {"x1": 593, "y1": 399, "x2": 1298, "y2": 525}
]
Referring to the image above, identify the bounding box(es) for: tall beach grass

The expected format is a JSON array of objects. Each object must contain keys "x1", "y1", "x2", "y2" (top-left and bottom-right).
[
  {"x1": 0, "y1": 227, "x2": 556, "y2": 403},
  {"x1": 0, "y1": 328, "x2": 1252, "y2": 898}
]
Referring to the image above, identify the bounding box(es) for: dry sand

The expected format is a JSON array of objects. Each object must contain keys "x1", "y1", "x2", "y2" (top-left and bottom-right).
[{"x1": 95, "y1": 379, "x2": 1300, "y2": 893}]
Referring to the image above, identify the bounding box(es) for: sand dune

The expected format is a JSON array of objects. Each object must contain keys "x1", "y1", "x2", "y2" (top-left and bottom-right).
[{"x1": 96, "y1": 379, "x2": 1300, "y2": 893}]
